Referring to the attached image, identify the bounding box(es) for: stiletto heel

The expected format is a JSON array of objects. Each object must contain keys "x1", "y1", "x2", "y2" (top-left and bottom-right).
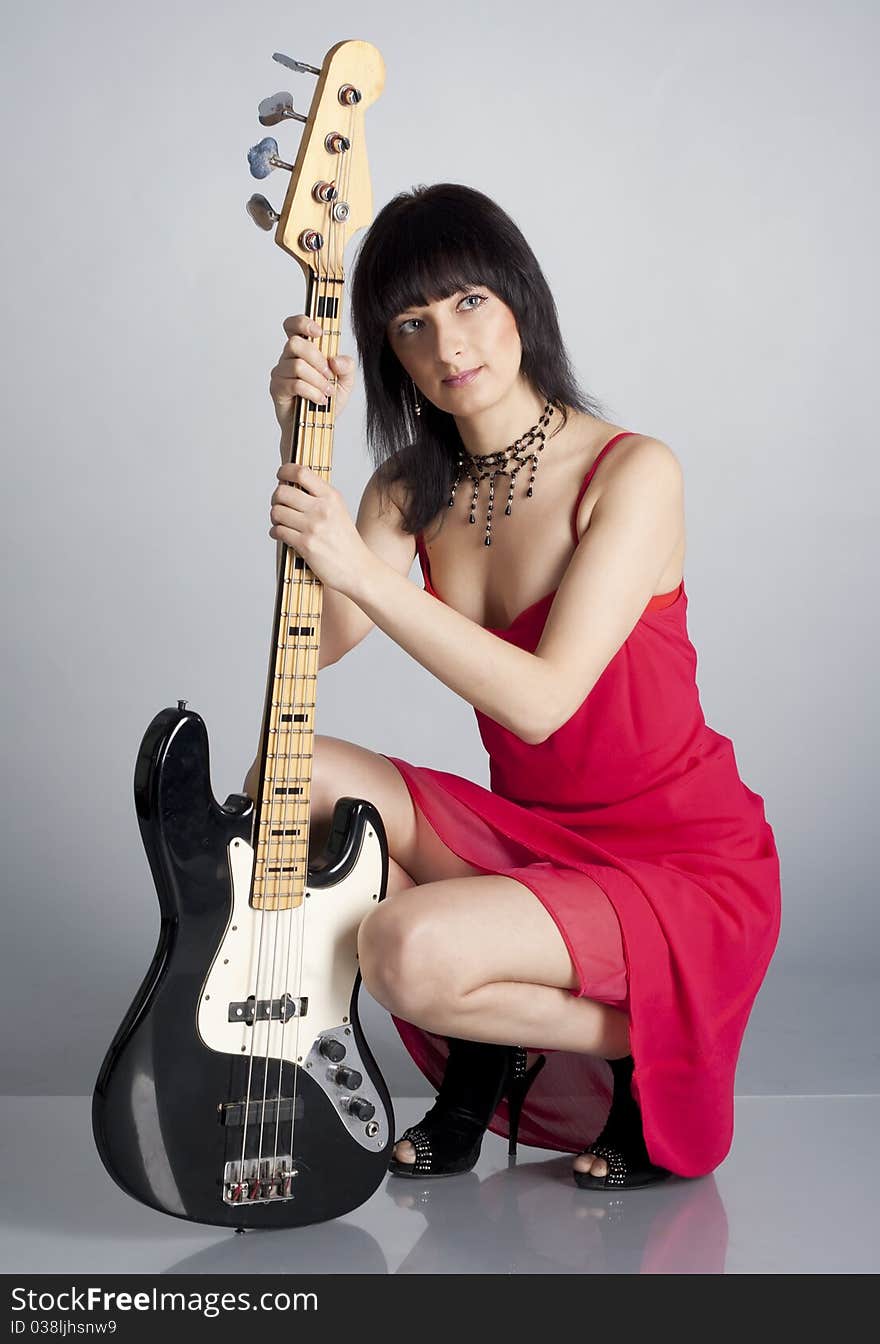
[
  {"x1": 507, "y1": 1049, "x2": 547, "y2": 1156},
  {"x1": 389, "y1": 1039, "x2": 545, "y2": 1179}
]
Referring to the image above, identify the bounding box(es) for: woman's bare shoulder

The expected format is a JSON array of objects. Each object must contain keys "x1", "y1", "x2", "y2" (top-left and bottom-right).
[{"x1": 574, "y1": 430, "x2": 683, "y2": 543}]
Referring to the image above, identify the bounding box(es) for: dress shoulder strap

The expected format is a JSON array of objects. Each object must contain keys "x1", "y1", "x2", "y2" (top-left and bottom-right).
[
  {"x1": 414, "y1": 529, "x2": 434, "y2": 588},
  {"x1": 570, "y1": 431, "x2": 637, "y2": 544}
]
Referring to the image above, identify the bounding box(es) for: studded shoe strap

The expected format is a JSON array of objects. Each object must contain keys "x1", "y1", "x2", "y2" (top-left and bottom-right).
[
  {"x1": 579, "y1": 1142, "x2": 629, "y2": 1186},
  {"x1": 400, "y1": 1123, "x2": 435, "y2": 1175}
]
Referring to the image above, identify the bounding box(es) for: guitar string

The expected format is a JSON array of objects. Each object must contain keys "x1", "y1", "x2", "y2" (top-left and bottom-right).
[
  {"x1": 269, "y1": 128, "x2": 348, "y2": 1186},
  {"x1": 254, "y1": 265, "x2": 318, "y2": 1190},
  {"x1": 237, "y1": 474, "x2": 289, "y2": 1195},
  {"x1": 256, "y1": 225, "x2": 328, "y2": 1182},
  {"x1": 264, "y1": 252, "x2": 322, "y2": 1184},
  {"x1": 236, "y1": 138, "x2": 343, "y2": 1200},
  {"x1": 259, "y1": 110, "x2": 354, "y2": 1193},
  {"x1": 281, "y1": 109, "x2": 356, "y2": 1182},
  {"x1": 242, "y1": 307, "x2": 311, "y2": 1196}
]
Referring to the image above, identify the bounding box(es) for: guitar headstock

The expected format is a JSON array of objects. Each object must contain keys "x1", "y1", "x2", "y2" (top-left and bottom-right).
[{"x1": 246, "y1": 40, "x2": 386, "y2": 281}]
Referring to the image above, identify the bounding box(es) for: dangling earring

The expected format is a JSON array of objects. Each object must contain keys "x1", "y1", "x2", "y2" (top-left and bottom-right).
[{"x1": 410, "y1": 376, "x2": 422, "y2": 418}]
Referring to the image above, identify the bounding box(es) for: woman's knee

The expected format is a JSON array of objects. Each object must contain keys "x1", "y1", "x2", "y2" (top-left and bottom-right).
[
  {"x1": 357, "y1": 900, "x2": 448, "y2": 1018},
  {"x1": 309, "y1": 735, "x2": 419, "y2": 857}
]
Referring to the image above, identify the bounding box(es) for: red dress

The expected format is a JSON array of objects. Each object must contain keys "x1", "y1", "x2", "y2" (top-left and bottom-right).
[{"x1": 379, "y1": 431, "x2": 782, "y2": 1178}]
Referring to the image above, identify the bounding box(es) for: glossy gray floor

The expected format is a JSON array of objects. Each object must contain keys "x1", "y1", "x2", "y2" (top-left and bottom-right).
[{"x1": 2, "y1": 1092, "x2": 878, "y2": 1274}]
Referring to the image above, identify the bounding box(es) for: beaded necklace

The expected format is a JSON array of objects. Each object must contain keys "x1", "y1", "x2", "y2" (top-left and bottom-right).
[{"x1": 446, "y1": 400, "x2": 557, "y2": 547}]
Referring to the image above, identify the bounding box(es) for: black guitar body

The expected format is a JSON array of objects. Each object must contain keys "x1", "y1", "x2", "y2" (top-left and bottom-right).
[{"x1": 92, "y1": 704, "x2": 394, "y2": 1230}]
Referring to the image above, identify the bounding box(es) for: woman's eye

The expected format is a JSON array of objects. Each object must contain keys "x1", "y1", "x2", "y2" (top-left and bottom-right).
[{"x1": 396, "y1": 293, "x2": 487, "y2": 335}]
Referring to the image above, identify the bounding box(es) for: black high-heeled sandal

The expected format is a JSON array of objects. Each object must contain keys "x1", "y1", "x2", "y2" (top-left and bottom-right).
[
  {"x1": 388, "y1": 1038, "x2": 547, "y2": 1179},
  {"x1": 574, "y1": 1053, "x2": 674, "y2": 1190}
]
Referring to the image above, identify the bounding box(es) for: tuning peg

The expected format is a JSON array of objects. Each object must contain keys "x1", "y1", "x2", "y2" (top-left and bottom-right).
[
  {"x1": 258, "y1": 91, "x2": 308, "y2": 127},
  {"x1": 247, "y1": 136, "x2": 294, "y2": 181},
  {"x1": 272, "y1": 53, "x2": 321, "y2": 75},
  {"x1": 246, "y1": 193, "x2": 279, "y2": 231}
]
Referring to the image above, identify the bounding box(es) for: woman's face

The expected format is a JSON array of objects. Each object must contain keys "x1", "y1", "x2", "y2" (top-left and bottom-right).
[{"x1": 385, "y1": 285, "x2": 522, "y2": 414}]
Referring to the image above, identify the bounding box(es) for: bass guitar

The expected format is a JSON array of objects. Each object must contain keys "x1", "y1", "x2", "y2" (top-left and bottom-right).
[{"x1": 92, "y1": 38, "x2": 394, "y2": 1230}]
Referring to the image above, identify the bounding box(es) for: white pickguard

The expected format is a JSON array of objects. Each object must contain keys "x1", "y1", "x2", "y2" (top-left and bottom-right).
[{"x1": 197, "y1": 822, "x2": 383, "y2": 1061}]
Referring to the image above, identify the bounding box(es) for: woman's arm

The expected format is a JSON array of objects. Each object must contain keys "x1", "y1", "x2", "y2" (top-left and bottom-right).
[
  {"x1": 347, "y1": 438, "x2": 684, "y2": 745},
  {"x1": 314, "y1": 462, "x2": 416, "y2": 669},
  {"x1": 243, "y1": 457, "x2": 416, "y2": 797},
  {"x1": 275, "y1": 433, "x2": 416, "y2": 670}
]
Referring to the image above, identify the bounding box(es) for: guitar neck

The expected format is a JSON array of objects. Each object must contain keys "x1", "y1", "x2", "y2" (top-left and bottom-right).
[{"x1": 252, "y1": 269, "x2": 343, "y2": 910}]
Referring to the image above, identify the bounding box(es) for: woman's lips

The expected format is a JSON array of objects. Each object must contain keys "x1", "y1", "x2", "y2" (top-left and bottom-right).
[{"x1": 442, "y1": 366, "x2": 483, "y2": 388}]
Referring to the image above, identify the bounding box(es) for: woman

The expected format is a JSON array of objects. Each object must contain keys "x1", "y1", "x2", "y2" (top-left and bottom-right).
[{"x1": 250, "y1": 183, "x2": 782, "y2": 1190}]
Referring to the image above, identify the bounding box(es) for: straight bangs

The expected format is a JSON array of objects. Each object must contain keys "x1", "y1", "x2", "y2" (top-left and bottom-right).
[{"x1": 366, "y1": 206, "x2": 514, "y2": 333}]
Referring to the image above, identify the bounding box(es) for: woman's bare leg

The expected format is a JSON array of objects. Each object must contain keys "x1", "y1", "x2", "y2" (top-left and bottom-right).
[
  {"x1": 250, "y1": 735, "x2": 623, "y2": 1175},
  {"x1": 305, "y1": 735, "x2": 490, "y2": 891},
  {"x1": 358, "y1": 871, "x2": 631, "y2": 1178}
]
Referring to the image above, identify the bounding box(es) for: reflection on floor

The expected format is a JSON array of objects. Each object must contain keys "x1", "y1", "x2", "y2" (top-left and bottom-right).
[{"x1": 3, "y1": 1095, "x2": 878, "y2": 1274}]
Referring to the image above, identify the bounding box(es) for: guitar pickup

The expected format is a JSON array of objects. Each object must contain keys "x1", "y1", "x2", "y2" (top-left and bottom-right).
[
  {"x1": 218, "y1": 1095, "x2": 304, "y2": 1127},
  {"x1": 227, "y1": 992, "x2": 308, "y2": 1025}
]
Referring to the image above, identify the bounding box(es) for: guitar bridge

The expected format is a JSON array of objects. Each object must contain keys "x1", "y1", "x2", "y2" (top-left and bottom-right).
[{"x1": 222, "y1": 1156, "x2": 299, "y2": 1205}]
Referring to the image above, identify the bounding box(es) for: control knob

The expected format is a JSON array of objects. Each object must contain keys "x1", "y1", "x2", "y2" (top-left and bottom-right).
[{"x1": 334, "y1": 1066, "x2": 363, "y2": 1090}]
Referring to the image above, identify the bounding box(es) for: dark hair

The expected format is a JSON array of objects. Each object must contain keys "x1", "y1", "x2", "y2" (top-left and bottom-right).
[{"x1": 349, "y1": 182, "x2": 611, "y2": 538}]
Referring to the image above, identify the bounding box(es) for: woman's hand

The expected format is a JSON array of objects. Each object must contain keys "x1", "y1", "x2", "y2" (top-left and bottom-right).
[
  {"x1": 269, "y1": 460, "x2": 372, "y2": 598},
  {"x1": 269, "y1": 314, "x2": 356, "y2": 434}
]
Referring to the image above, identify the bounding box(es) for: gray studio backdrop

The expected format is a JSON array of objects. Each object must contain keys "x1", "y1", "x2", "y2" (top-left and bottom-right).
[{"x1": 2, "y1": 0, "x2": 877, "y2": 1099}]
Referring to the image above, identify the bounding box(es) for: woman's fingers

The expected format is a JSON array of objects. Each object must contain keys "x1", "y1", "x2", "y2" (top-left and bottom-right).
[
  {"x1": 327, "y1": 351, "x2": 355, "y2": 385},
  {"x1": 271, "y1": 314, "x2": 355, "y2": 430},
  {"x1": 273, "y1": 315, "x2": 336, "y2": 405},
  {"x1": 282, "y1": 316, "x2": 333, "y2": 382},
  {"x1": 271, "y1": 463, "x2": 326, "y2": 526}
]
